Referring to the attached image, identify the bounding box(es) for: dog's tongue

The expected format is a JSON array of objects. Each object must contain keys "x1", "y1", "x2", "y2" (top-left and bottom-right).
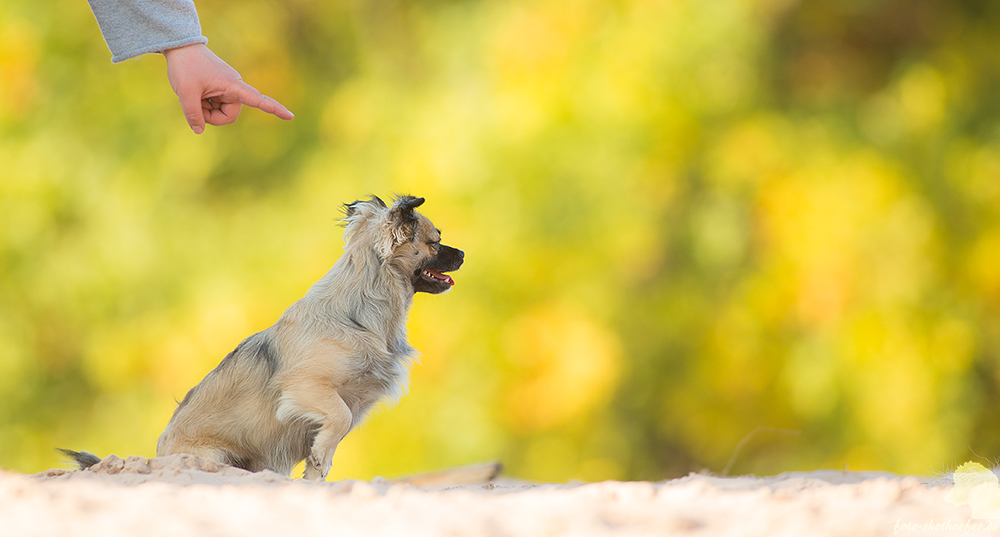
[{"x1": 427, "y1": 269, "x2": 455, "y2": 286}]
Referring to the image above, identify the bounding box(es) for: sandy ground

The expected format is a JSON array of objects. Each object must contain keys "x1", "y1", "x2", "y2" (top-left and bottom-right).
[{"x1": 0, "y1": 454, "x2": 992, "y2": 537}]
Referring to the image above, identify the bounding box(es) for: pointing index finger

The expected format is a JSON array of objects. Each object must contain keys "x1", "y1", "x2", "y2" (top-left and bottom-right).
[{"x1": 231, "y1": 82, "x2": 295, "y2": 120}]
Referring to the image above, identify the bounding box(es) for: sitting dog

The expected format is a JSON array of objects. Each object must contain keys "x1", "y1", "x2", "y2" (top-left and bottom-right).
[{"x1": 63, "y1": 195, "x2": 463, "y2": 480}]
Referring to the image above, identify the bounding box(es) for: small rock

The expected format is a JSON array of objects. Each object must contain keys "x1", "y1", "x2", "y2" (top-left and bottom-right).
[
  {"x1": 96, "y1": 455, "x2": 125, "y2": 475},
  {"x1": 124, "y1": 456, "x2": 151, "y2": 475}
]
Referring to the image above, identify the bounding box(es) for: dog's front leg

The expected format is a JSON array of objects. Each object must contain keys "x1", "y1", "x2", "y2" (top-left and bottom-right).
[{"x1": 301, "y1": 392, "x2": 353, "y2": 481}]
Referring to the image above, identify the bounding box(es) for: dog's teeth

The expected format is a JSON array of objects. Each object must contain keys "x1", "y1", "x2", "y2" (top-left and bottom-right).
[{"x1": 421, "y1": 269, "x2": 452, "y2": 284}]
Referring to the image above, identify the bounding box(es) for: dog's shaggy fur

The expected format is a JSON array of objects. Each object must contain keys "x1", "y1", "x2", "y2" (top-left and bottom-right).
[{"x1": 63, "y1": 195, "x2": 463, "y2": 480}]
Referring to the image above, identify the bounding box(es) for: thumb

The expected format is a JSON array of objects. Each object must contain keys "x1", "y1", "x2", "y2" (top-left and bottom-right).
[{"x1": 176, "y1": 84, "x2": 207, "y2": 134}]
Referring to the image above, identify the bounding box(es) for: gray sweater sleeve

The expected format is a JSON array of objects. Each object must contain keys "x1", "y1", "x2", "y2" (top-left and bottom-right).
[{"x1": 87, "y1": 0, "x2": 209, "y2": 63}]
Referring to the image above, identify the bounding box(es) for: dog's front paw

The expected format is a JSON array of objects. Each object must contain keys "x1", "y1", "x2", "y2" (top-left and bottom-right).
[{"x1": 303, "y1": 454, "x2": 325, "y2": 481}]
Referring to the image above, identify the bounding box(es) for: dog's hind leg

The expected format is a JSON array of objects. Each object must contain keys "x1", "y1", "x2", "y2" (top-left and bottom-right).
[{"x1": 157, "y1": 429, "x2": 245, "y2": 469}]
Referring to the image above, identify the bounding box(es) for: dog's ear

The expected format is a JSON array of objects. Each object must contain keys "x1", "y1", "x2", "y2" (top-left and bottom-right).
[
  {"x1": 344, "y1": 196, "x2": 387, "y2": 219},
  {"x1": 388, "y1": 196, "x2": 424, "y2": 225},
  {"x1": 341, "y1": 196, "x2": 390, "y2": 251},
  {"x1": 379, "y1": 195, "x2": 425, "y2": 253},
  {"x1": 342, "y1": 195, "x2": 425, "y2": 258}
]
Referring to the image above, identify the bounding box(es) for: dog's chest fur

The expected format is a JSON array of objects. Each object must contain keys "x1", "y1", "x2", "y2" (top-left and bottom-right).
[{"x1": 271, "y1": 262, "x2": 418, "y2": 425}]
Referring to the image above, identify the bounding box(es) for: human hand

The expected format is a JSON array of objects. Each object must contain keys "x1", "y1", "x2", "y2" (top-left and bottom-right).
[{"x1": 163, "y1": 43, "x2": 294, "y2": 134}]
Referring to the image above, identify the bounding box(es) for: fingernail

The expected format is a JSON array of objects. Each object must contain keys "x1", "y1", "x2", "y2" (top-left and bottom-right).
[{"x1": 192, "y1": 125, "x2": 204, "y2": 134}]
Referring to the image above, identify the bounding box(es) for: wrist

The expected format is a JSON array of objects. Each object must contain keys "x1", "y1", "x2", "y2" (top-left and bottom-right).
[{"x1": 163, "y1": 43, "x2": 208, "y2": 59}]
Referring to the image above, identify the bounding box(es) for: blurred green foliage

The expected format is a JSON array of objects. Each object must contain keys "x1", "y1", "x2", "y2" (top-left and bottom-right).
[{"x1": 3, "y1": 0, "x2": 1000, "y2": 481}]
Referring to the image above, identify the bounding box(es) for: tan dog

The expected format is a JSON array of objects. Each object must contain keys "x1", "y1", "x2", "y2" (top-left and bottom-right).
[{"x1": 63, "y1": 195, "x2": 463, "y2": 480}]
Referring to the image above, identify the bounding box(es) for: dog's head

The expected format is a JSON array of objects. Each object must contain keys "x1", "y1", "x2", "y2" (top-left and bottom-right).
[{"x1": 342, "y1": 195, "x2": 464, "y2": 294}]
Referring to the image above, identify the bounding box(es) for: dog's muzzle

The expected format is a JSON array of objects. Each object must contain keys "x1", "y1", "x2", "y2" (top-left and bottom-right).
[{"x1": 414, "y1": 245, "x2": 464, "y2": 293}]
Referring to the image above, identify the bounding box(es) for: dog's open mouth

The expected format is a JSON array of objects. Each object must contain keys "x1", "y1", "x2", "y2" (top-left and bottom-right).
[{"x1": 421, "y1": 269, "x2": 455, "y2": 287}]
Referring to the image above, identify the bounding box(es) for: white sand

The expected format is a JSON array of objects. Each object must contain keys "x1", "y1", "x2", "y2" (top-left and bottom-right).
[{"x1": 0, "y1": 454, "x2": 988, "y2": 536}]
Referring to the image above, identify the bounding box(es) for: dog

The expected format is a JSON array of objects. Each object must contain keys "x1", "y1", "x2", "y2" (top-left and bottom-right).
[{"x1": 62, "y1": 195, "x2": 463, "y2": 480}]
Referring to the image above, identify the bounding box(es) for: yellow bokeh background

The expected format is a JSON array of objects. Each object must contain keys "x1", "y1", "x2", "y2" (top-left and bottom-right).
[{"x1": 3, "y1": 0, "x2": 1000, "y2": 481}]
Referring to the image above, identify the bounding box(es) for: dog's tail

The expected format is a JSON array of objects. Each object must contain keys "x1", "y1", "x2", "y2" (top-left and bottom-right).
[{"x1": 57, "y1": 448, "x2": 102, "y2": 470}]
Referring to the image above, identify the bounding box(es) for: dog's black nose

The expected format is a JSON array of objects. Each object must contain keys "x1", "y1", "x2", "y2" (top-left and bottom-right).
[{"x1": 440, "y1": 245, "x2": 464, "y2": 267}]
